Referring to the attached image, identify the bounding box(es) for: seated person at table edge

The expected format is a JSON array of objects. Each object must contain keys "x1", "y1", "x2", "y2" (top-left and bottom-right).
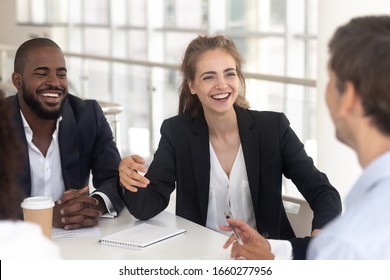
[
  {"x1": 221, "y1": 15, "x2": 390, "y2": 260},
  {"x1": 6, "y1": 37, "x2": 124, "y2": 230},
  {"x1": 119, "y1": 34, "x2": 342, "y2": 243},
  {"x1": 0, "y1": 89, "x2": 60, "y2": 259}
]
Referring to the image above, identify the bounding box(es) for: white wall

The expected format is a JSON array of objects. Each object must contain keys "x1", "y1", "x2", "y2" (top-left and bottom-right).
[
  {"x1": 0, "y1": 0, "x2": 51, "y2": 47},
  {"x1": 317, "y1": 0, "x2": 390, "y2": 200},
  {"x1": 0, "y1": 0, "x2": 18, "y2": 45},
  {"x1": 0, "y1": 0, "x2": 61, "y2": 87}
]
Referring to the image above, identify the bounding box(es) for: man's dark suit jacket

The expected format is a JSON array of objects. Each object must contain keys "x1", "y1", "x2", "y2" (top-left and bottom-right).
[
  {"x1": 121, "y1": 106, "x2": 341, "y2": 240},
  {"x1": 7, "y1": 94, "x2": 124, "y2": 213}
]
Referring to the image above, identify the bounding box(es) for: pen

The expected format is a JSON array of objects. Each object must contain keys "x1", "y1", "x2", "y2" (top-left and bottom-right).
[{"x1": 224, "y1": 211, "x2": 244, "y2": 245}]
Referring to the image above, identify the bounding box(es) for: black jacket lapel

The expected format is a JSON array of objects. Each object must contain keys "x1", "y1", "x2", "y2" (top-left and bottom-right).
[
  {"x1": 58, "y1": 97, "x2": 81, "y2": 189},
  {"x1": 236, "y1": 107, "x2": 260, "y2": 215},
  {"x1": 190, "y1": 115, "x2": 210, "y2": 224}
]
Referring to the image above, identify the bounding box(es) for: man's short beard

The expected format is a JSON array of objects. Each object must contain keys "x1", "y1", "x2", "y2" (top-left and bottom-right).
[{"x1": 22, "y1": 85, "x2": 64, "y2": 120}]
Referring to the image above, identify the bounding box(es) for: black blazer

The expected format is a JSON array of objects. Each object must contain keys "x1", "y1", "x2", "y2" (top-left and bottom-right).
[
  {"x1": 121, "y1": 106, "x2": 341, "y2": 239},
  {"x1": 290, "y1": 237, "x2": 312, "y2": 260},
  {"x1": 7, "y1": 94, "x2": 124, "y2": 213}
]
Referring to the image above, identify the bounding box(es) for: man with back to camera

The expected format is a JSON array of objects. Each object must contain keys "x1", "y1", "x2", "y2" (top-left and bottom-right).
[
  {"x1": 221, "y1": 15, "x2": 390, "y2": 259},
  {"x1": 6, "y1": 37, "x2": 124, "y2": 230}
]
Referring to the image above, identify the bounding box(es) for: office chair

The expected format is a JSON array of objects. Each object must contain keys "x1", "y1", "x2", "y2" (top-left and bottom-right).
[{"x1": 283, "y1": 194, "x2": 314, "y2": 237}]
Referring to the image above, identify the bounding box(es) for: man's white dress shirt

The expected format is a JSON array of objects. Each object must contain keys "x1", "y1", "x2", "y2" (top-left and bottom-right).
[{"x1": 21, "y1": 112, "x2": 65, "y2": 201}]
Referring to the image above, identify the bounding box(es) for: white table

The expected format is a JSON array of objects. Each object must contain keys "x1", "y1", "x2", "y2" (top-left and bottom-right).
[{"x1": 53, "y1": 210, "x2": 230, "y2": 259}]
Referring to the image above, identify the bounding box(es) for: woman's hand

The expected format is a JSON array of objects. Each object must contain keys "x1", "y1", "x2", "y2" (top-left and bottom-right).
[{"x1": 119, "y1": 155, "x2": 150, "y2": 192}]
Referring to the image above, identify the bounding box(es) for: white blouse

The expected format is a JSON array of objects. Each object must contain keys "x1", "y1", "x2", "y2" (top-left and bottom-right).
[{"x1": 206, "y1": 143, "x2": 257, "y2": 235}]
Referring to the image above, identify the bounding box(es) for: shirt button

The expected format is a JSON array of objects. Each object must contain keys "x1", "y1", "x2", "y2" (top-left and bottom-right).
[{"x1": 262, "y1": 231, "x2": 270, "y2": 238}]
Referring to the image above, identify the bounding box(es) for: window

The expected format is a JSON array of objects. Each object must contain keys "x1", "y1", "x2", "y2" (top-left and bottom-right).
[{"x1": 15, "y1": 0, "x2": 318, "y2": 197}]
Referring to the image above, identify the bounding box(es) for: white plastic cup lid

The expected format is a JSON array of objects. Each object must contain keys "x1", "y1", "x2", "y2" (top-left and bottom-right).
[{"x1": 21, "y1": 196, "x2": 55, "y2": 210}]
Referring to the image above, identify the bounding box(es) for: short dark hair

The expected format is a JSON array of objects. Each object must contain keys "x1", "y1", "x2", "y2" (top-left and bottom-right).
[
  {"x1": 14, "y1": 37, "x2": 61, "y2": 74},
  {"x1": 329, "y1": 15, "x2": 390, "y2": 135}
]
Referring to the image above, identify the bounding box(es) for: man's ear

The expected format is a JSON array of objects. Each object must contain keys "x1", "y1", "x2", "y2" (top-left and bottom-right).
[
  {"x1": 339, "y1": 81, "x2": 361, "y2": 117},
  {"x1": 12, "y1": 73, "x2": 22, "y2": 89}
]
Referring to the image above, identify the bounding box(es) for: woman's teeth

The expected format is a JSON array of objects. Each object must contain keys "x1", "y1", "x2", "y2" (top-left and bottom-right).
[{"x1": 212, "y1": 93, "x2": 229, "y2": 100}]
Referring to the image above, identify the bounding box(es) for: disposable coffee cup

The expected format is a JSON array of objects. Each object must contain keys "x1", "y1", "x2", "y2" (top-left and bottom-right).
[{"x1": 21, "y1": 196, "x2": 54, "y2": 239}]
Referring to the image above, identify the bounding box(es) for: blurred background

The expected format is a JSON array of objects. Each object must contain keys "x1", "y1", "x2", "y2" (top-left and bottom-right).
[{"x1": 1, "y1": 0, "x2": 387, "y2": 203}]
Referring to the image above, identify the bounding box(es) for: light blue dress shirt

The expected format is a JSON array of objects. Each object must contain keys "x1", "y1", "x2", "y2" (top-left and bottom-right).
[{"x1": 308, "y1": 150, "x2": 390, "y2": 259}]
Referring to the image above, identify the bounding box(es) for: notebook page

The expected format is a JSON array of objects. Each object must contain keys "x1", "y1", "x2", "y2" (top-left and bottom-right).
[
  {"x1": 99, "y1": 223, "x2": 186, "y2": 249},
  {"x1": 52, "y1": 226, "x2": 101, "y2": 239}
]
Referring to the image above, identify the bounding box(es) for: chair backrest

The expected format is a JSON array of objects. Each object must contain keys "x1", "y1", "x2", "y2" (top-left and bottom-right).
[{"x1": 282, "y1": 195, "x2": 313, "y2": 237}]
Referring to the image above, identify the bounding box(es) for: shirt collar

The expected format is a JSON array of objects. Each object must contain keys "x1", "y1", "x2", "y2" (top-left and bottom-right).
[
  {"x1": 19, "y1": 110, "x2": 63, "y2": 140},
  {"x1": 345, "y1": 150, "x2": 390, "y2": 208}
]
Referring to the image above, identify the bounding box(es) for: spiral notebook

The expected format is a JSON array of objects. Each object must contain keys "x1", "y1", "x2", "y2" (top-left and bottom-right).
[{"x1": 99, "y1": 223, "x2": 186, "y2": 250}]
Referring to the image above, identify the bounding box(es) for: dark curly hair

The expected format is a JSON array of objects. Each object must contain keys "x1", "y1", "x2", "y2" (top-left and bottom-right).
[{"x1": 0, "y1": 89, "x2": 23, "y2": 219}]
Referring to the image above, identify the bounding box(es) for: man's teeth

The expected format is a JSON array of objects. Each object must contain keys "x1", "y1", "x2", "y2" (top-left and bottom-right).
[
  {"x1": 42, "y1": 93, "x2": 59, "y2": 98},
  {"x1": 212, "y1": 93, "x2": 229, "y2": 100}
]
